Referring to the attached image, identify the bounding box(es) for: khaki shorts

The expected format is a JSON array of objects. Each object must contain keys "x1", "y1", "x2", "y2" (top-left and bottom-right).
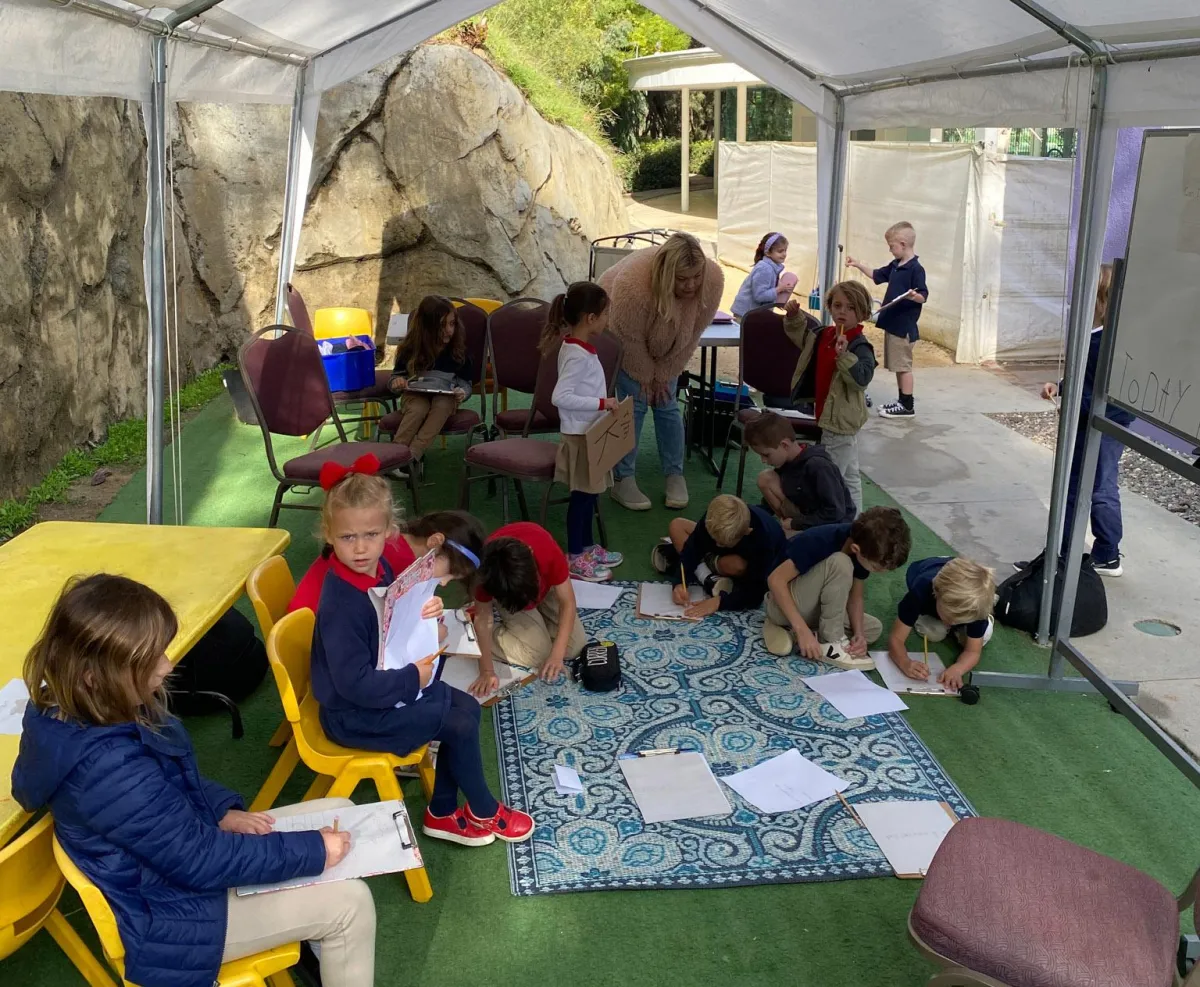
[{"x1": 884, "y1": 333, "x2": 914, "y2": 373}]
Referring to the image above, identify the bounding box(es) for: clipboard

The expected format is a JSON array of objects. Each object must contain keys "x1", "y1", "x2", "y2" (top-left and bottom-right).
[
  {"x1": 854, "y1": 800, "x2": 958, "y2": 879},
  {"x1": 636, "y1": 582, "x2": 705, "y2": 621},
  {"x1": 438, "y1": 654, "x2": 536, "y2": 706},
  {"x1": 235, "y1": 800, "x2": 423, "y2": 896}
]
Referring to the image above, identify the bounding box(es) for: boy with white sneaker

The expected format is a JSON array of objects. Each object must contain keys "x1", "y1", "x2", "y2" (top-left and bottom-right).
[
  {"x1": 762, "y1": 507, "x2": 911, "y2": 669},
  {"x1": 888, "y1": 556, "x2": 995, "y2": 692},
  {"x1": 652, "y1": 494, "x2": 786, "y2": 618}
]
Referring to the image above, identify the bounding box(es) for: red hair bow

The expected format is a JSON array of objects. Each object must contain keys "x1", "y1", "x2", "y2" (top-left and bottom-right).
[{"x1": 319, "y1": 453, "x2": 381, "y2": 491}]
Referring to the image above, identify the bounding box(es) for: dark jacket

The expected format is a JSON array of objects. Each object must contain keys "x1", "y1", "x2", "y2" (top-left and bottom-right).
[
  {"x1": 12, "y1": 706, "x2": 325, "y2": 987},
  {"x1": 776, "y1": 444, "x2": 857, "y2": 529},
  {"x1": 671, "y1": 504, "x2": 787, "y2": 611},
  {"x1": 784, "y1": 314, "x2": 876, "y2": 435},
  {"x1": 311, "y1": 557, "x2": 454, "y2": 755}
]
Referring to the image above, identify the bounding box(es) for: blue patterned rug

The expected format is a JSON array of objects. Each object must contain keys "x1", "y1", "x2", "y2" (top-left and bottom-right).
[{"x1": 493, "y1": 582, "x2": 974, "y2": 896}]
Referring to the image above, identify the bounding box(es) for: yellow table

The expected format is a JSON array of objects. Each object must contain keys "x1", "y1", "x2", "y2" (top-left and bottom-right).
[{"x1": 0, "y1": 522, "x2": 290, "y2": 845}]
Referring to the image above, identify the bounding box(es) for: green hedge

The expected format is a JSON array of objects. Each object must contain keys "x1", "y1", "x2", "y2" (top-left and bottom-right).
[{"x1": 621, "y1": 138, "x2": 715, "y2": 193}]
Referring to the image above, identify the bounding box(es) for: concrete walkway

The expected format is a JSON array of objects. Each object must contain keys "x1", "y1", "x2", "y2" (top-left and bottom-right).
[{"x1": 859, "y1": 366, "x2": 1200, "y2": 754}]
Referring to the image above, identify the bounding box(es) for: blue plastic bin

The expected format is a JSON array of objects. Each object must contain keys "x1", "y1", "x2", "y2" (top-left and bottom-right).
[{"x1": 320, "y1": 335, "x2": 375, "y2": 392}]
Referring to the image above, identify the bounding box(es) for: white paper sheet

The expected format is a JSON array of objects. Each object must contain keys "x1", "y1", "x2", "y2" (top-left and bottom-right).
[
  {"x1": 438, "y1": 655, "x2": 533, "y2": 704},
  {"x1": 802, "y1": 669, "x2": 909, "y2": 719},
  {"x1": 571, "y1": 579, "x2": 625, "y2": 610},
  {"x1": 236, "y1": 800, "x2": 423, "y2": 896},
  {"x1": 380, "y1": 577, "x2": 442, "y2": 702},
  {"x1": 856, "y1": 800, "x2": 958, "y2": 878},
  {"x1": 774, "y1": 407, "x2": 816, "y2": 422},
  {"x1": 0, "y1": 678, "x2": 29, "y2": 735},
  {"x1": 637, "y1": 582, "x2": 706, "y2": 620},
  {"x1": 871, "y1": 650, "x2": 958, "y2": 697},
  {"x1": 442, "y1": 608, "x2": 480, "y2": 657},
  {"x1": 553, "y1": 764, "x2": 584, "y2": 795},
  {"x1": 721, "y1": 749, "x2": 849, "y2": 814},
  {"x1": 619, "y1": 752, "x2": 731, "y2": 824}
]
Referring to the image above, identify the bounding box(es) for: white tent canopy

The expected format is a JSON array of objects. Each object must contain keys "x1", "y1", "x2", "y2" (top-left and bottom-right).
[{"x1": 4, "y1": 0, "x2": 1200, "y2": 644}]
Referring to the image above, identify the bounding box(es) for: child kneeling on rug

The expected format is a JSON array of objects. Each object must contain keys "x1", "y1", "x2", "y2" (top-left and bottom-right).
[
  {"x1": 745, "y1": 411, "x2": 856, "y2": 532},
  {"x1": 651, "y1": 494, "x2": 787, "y2": 618},
  {"x1": 887, "y1": 556, "x2": 995, "y2": 691},
  {"x1": 763, "y1": 506, "x2": 911, "y2": 669},
  {"x1": 471, "y1": 521, "x2": 585, "y2": 692},
  {"x1": 310, "y1": 461, "x2": 533, "y2": 848}
]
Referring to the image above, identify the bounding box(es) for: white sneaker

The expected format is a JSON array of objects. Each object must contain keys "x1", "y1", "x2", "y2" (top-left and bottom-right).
[
  {"x1": 611, "y1": 476, "x2": 651, "y2": 511},
  {"x1": 819, "y1": 639, "x2": 876, "y2": 671},
  {"x1": 664, "y1": 474, "x2": 689, "y2": 509},
  {"x1": 762, "y1": 622, "x2": 793, "y2": 656}
]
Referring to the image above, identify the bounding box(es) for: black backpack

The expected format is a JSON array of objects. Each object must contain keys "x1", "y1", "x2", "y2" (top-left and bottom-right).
[
  {"x1": 168, "y1": 608, "x2": 269, "y2": 732},
  {"x1": 996, "y1": 552, "x2": 1107, "y2": 638},
  {"x1": 571, "y1": 639, "x2": 621, "y2": 692}
]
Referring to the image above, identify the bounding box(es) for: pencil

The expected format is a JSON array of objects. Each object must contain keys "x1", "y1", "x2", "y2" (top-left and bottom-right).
[
  {"x1": 332, "y1": 817, "x2": 339, "y2": 835},
  {"x1": 680, "y1": 563, "x2": 687, "y2": 594},
  {"x1": 836, "y1": 791, "x2": 863, "y2": 826},
  {"x1": 923, "y1": 635, "x2": 928, "y2": 665}
]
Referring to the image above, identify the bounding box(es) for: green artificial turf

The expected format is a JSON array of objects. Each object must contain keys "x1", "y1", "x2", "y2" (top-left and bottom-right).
[{"x1": 6, "y1": 394, "x2": 1199, "y2": 987}]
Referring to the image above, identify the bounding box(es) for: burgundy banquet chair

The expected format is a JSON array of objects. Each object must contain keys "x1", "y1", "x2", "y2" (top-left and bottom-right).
[{"x1": 239, "y1": 325, "x2": 420, "y2": 525}]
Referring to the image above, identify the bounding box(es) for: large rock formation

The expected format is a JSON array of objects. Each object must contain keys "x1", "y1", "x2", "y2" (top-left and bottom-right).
[{"x1": 0, "y1": 42, "x2": 628, "y2": 500}]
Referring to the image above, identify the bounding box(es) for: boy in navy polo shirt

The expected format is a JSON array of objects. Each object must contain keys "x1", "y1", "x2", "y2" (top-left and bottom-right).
[
  {"x1": 887, "y1": 556, "x2": 995, "y2": 691},
  {"x1": 763, "y1": 506, "x2": 910, "y2": 670},
  {"x1": 848, "y1": 221, "x2": 927, "y2": 418},
  {"x1": 652, "y1": 493, "x2": 787, "y2": 618}
]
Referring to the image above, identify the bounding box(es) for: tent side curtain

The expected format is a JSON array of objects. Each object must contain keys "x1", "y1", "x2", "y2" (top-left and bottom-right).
[{"x1": 0, "y1": 0, "x2": 151, "y2": 101}]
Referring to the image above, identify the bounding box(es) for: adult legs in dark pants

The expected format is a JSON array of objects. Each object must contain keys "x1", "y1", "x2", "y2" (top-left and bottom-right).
[{"x1": 1062, "y1": 425, "x2": 1124, "y2": 572}]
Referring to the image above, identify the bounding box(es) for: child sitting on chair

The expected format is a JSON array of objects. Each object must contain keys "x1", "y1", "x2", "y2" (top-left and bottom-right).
[
  {"x1": 746, "y1": 411, "x2": 856, "y2": 532},
  {"x1": 763, "y1": 507, "x2": 910, "y2": 669},
  {"x1": 470, "y1": 521, "x2": 585, "y2": 694},
  {"x1": 388, "y1": 295, "x2": 473, "y2": 468},
  {"x1": 887, "y1": 556, "x2": 995, "y2": 692},
  {"x1": 731, "y1": 232, "x2": 793, "y2": 320},
  {"x1": 651, "y1": 493, "x2": 787, "y2": 618}
]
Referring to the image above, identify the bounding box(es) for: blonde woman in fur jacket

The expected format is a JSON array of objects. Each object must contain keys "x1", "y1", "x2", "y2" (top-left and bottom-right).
[{"x1": 598, "y1": 233, "x2": 724, "y2": 511}]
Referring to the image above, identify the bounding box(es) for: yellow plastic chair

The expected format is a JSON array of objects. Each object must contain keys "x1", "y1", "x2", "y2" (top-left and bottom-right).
[
  {"x1": 245, "y1": 557, "x2": 299, "y2": 810},
  {"x1": 254, "y1": 608, "x2": 435, "y2": 903},
  {"x1": 0, "y1": 815, "x2": 114, "y2": 986},
  {"x1": 52, "y1": 835, "x2": 298, "y2": 987},
  {"x1": 311, "y1": 307, "x2": 372, "y2": 341},
  {"x1": 461, "y1": 297, "x2": 503, "y2": 314}
]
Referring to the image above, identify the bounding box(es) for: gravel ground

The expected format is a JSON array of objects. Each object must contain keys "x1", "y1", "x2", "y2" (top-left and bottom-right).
[{"x1": 988, "y1": 410, "x2": 1200, "y2": 527}]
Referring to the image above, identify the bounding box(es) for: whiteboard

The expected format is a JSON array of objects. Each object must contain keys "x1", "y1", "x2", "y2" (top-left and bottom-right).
[{"x1": 1110, "y1": 130, "x2": 1200, "y2": 445}]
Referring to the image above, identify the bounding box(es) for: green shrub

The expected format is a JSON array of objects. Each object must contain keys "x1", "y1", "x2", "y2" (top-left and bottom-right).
[{"x1": 624, "y1": 138, "x2": 714, "y2": 193}]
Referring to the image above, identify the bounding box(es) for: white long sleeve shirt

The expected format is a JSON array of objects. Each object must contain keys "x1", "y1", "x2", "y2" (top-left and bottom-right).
[{"x1": 552, "y1": 337, "x2": 608, "y2": 435}]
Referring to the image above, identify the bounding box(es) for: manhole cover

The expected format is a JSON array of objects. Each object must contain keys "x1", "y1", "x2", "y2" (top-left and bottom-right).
[{"x1": 1133, "y1": 619, "x2": 1182, "y2": 637}]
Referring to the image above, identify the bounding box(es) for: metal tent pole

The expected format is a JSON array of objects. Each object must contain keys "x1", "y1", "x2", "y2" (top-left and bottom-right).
[
  {"x1": 820, "y1": 96, "x2": 847, "y2": 302},
  {"x1": 144, "y1": 35, "x2": 168, "y2": 524},
  {"x1": 1036, "y1": 62, "x2": 1108, "y2": 646},
  {"x1": 274, "y1": 69, "x2": 309, "y2": 324}
]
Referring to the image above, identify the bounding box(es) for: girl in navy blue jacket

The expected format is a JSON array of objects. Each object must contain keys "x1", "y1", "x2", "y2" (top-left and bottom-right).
[
  {"x1": 12, "y1": 574, "x2": 375, "y2": 987},
  {"x1": 309, "y1": 460, "x2": 535, "y2": 848}
]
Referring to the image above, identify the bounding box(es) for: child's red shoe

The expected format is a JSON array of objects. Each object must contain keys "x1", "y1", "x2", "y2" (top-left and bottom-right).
[
  {"x1": 421, "y1": 807, "x2": 496, "y2": 847},
  {"x1": 466, "y1": 803, "x2": 534, "y2": 843}
]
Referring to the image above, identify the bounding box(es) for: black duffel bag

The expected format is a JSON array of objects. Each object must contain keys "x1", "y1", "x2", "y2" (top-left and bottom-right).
[
  {"x1": 996, "y1": 552, "x2": 1107, "y2": 638},
  {"x1": 168, "y1": 608, "x2": 268, "y2": 736}
]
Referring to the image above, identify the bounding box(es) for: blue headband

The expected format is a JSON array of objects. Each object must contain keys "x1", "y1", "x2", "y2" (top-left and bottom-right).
[
  {"x1": 448, "y1": 540, "x2": 480, "y2": 567},
  {"x1": 764, "y1": 232, "x2": 783, "y2": 251}
]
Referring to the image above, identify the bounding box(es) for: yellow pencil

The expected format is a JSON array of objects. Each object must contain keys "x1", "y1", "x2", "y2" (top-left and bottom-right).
[
  {"x1": 680, "y1": 564, "x2": 687, "y2": 594},
  {"x1": 836, "y1": 791, "x2": 863, "y2": 826},
  {"x1": 923, "y1": 635, "x2": 928, "y2": 666}
]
